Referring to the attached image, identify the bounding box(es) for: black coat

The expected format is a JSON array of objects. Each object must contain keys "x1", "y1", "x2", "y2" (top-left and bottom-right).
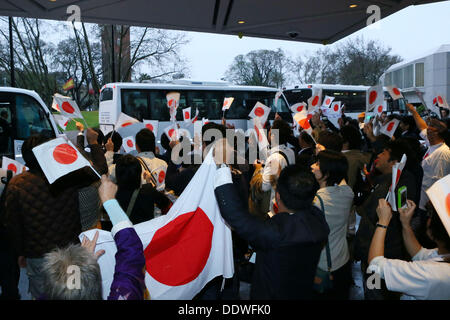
[{"x1": 215, "y1": 183, "x2": 329, "y2": 300}]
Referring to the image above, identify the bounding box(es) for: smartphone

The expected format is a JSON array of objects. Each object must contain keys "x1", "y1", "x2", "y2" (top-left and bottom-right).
[{"x1": 397, "y1": 186, "x2": 407, "y2": 210}]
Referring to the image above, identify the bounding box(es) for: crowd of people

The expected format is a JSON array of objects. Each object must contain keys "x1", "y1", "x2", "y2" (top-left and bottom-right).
[{"x1": 0, "y1": 103, "x2": 449, "y2": 300}]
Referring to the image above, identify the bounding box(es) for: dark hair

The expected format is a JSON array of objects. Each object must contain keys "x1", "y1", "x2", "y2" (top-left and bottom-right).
[
  {"x1": 340, "y1": 125, "x2": 362, "y2": 150},
  {"x1": 22, "y1": 134, "x2": 51, "y2": 172},
  {"x1": 299, "y1": 131, "x2": 315, "y2": 147},
  {"x1": 427, "y1": 118, "x2": 448, "y2": 140},
  {"x1": 91, "y1": 128, "x2": 104, "y2": 146},
  {"x1": 202, "y1": 123, "x2": 226, "y2": 147},
  {"x1": 115, "y1": 155, "x2": 141, "y2": 190},
  {"x1": 270, "y1": 119, "x2": 292, "y2": 146},
  {"x1": 426, "y1": 202, "x2": 450, "y2": 251},
  {"x1": 135, "y1": 128, "x2": 155, "y2": 153},
  {"x1": 316, "y1": 150, "x2": 348, "y2": 186},
  {"x1": 318, "y1": 131, "x2": 343, "y2": 152},
  {"x1": 276, "y1": 165, "x2": 319, "y2": 210},
  {"x1": 160, "y1": 131, "x2": 171, "y2": 152},
  {"x1": 104, "y1": 131, "x2": 123, "y2": 153},
  {"x1": 400, "y1": 116, "x2": 417, "y2": 132},
  {"x1": 385, "y1": 139, "x2": 412, "y2": 163}
]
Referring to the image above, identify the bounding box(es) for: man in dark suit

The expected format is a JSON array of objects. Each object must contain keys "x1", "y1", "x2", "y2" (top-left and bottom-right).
[{"x1": 213, "y1": 140, "x2": 330, "y2": 299}]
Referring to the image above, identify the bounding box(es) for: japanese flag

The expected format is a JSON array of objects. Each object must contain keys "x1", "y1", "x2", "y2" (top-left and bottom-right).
[
  {"x1": 164, "y1": 124, "x2": 179, "y2": 141},
  {"x1": 143, "y1": 120, "x2": 159, "y2": 138},
  {"x1": 321, "y1": 96, "x2": 335, "y2": 108},
  {"x1": 183, "y1": 107, "x2": 191, "y2": 123},
  {"x1": 387, "y1": 154, "x2": 407, "y2": 211},
  {"x1": 53, "y1": 114, "x2": 70, "y2": 130},
  {"x1": 380, "y1": 118, "x2": 400, "y2": 138},
  {"x1": 167, "y1": 92, "x2": 180, "y2": 122},
  {"x1": 115, "y1": 113, "x2": 140, "y2": 129},
  {"x1": 53, "y1": 94, "x2": 83, "y2": 119},
  {"x1": 122, "y1": 136, "x2": 136, "y2": 153},
  {"x1": 51, "y1": 94, "x2": 62, "y2": 112},
  {"x1": 308, "y1": 88, "x2": 322, "y2": 111},
  {"x1": 293, "y1": 110, "x2": 312, "y2": 134},
  {"x1": 32, "y1": 137, "x2": 98, "y2": 184},
  {"x1": 252, "y1": 117, "x2": 269, "y2": 152},
  {"x1": 151, "y1": 165, "x2": 167, "y2": 191},
  {"x1": 222, "y1": 97, "x2": 234, "y2": 111},
  {"x1": 290, "y1": 102, "x2": 307, "y2": 114},
  {"x1": 435, "y1": 95, "x2": 449, "y2": 109},
  {"x1": 374, "y1": 100, "x2": 387, "y2": 116},
  {"x1": 80, "y1": 148, "x2": 234, "y2": 300},
  {"x1": 2, "y1": 156, "x2": 27, "y2": 175},
  {"x1": 328, "y1": 101, "x2": 342, "y2": 118},
  {"x1": 386, "y1": 86, "x2": 403, "y2": 101},
  {"x1": 426, "y1": 174, "x2": 450, "y2": 237},
  {"x1": 248, "y1": 102, "x2": 271, "y2": 125},
  {"x1": 366, "y1": 85, "x2": 384, "y2": 112},
  {"x1": 191, "y1": 109, "x2": 200, "y2": 124}
]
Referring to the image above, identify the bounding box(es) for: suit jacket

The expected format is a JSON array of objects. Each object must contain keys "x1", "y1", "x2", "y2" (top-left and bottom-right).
[{"x1": 215, "y1": 183, "x2": 330, "y2": 300}]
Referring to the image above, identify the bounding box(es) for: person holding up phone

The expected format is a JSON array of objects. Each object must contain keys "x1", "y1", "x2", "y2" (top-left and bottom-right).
[{"x1": 367, "y1": 199, "x2": 450, "y2": 300}]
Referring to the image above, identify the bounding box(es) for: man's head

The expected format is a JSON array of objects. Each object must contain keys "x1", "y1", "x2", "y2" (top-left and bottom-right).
[
  {"x1": 202, "y1": 122, "x2": 226, "y2": 149},
  {"x1": 317, "y1": 131, "x2": 343, "y2": 152},
  {"x1": 340, "y1": 125, "x2": 362, "y2": 151},
  {"x1": 311, "y1": 150, "x2": 348, "y2": 187},
  {"x1": 22, "y1": 134, "x2": 51, "y2": 172},
  {"x1": 426, "y1": 118, "x2": 447, "y2": 146},
  {"x1": 399, "y1": 116, "x2": 416, "y2": 133},
  {"x1": 269, "y1": 119, "x2": 292, "y2": 146},
  {"x1": 440, "y1": 108, "x2": 449, "y2": 120},
  {"x1": 375, "y1": 140, "x2": 408, "y2": 174},
  {"x1": 299, "y1": 131, "x2": 316, "y2": 149},
  {"x1": 104, "y1": 131, "x2": 123, "y2": 153},
  {"x1": 41, "y1": 244, "x2": 102, "y2": 300},
  {"x1": 115, "y1": 154, "x2": 142, "y2": 190},
  {"x1": 135, "y1": 128, "x2": 156, "y2": 153},
  {"x1": 275, "y1": 165, "x2": 319, "y2": 212}
]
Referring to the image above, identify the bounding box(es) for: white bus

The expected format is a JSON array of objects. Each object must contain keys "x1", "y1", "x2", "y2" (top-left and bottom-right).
[
  {"x1": 99, "y1": 79, "x2": 292, "y2": 142},
  {"x1": 283, "y1": 84, "x2": 408, "y2": 119}
]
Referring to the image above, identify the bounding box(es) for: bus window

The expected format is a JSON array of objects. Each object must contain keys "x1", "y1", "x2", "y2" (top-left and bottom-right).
[
  {"x1": 283, "y1": 89, "x2": 312, "y2": 106},
  {"x1": 121, "y1": 89, "x2": 150, "y2": 121},
  {"x1": 100, "y1": 88, "x2": 113, "y2": 101},
  {"x1": 348, "y1": 91, "x2": 366, "y2": 113},
  {"x1": 186, "y1": 90, "x2": 222, "y2": 120},
  {"x1": 15, "y1": 94, "x2": 54, "y2": 140},
  {"x1": 148, "y1": 90, "x2": 188, "y2": 121}
]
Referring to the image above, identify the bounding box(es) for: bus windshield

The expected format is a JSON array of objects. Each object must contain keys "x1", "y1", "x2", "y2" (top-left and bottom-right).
[{"x1": 120, "y1": 88, "x2": 290, "y2": 121}]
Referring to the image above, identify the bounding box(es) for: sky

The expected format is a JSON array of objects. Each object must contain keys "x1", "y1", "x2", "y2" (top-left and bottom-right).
[{"x1": 182, "y1": 1, "x2": 450, "y2": 83}]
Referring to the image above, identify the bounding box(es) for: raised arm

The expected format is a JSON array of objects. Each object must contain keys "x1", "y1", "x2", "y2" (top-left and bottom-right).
[
  {"x1": 399, "y1": 200, "x2": 422, "y2": 258},
  {"x1": 406, "y1": 103, "x2": 427, "y2": 132},
  {"x1": 368, "y1": 199, "x2": 393, "y2": 264}
]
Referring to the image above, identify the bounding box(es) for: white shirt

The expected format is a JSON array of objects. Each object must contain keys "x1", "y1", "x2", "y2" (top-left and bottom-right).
[
  {"x1": 419, "y1": 129, "x2": 450, "y2": 210},
  {"x1": 368, "y1": 248, "x2": 450, "y2": 300}
]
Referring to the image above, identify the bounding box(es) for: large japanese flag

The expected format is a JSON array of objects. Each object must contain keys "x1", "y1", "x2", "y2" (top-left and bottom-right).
[
  {"x1": 122, "y1": 136, "x2": 136, "y2": 153},
  {"x1": 53, "y1": 94, "x2": 83, "y2": 119},
  {"x1": 308, "y1": 88, "x2": 322, "y2": 111},
  {"x1": 380, "y1": 118, "x2": 400, "y2": 138},
  {"x1": 222, "y1": 97, "x2": 234, "y2": 111},
  {"x1": 2, "y1": 156, "x2": 27, "y2": 175},
  {"x1": 387, "y1": 154, "x2": 407, "y2": 211},
  {"x1": 321, "y1": 95, "x2": 335, "y2": 108},
  {"x1": 53, "y1": 114, "x2": 71, "y2": 131},
  {"x1": 328, "y1": 101, "x2": 342, "y2": 118},
  {"x1": 290, "y1": 102, "x2": 307, "y2": 114},
  {"x1": 32, "y1": 137, "x2": 98, "y2": 184},
  {"x1": 366, "y1": 85, "x2": 384, "y2": 112},
  {"x1": 386, "y1": 86, "x2": 403, "y2": 100},
  {"x1": 426, "y1": 174, "x2": 450, "y2": 237},
  {"x1": 248, "y1": 102, "x2": 271, "y2": 125},
  {"x1": 143, "y1": 120, "x2": 159, "y2": 138},
  {"x1": 182, "y1": 107, "x2": 191, "y2": 123},
  {"x1": 79, "y1": 149, "x2": 234, "y2": 300}
]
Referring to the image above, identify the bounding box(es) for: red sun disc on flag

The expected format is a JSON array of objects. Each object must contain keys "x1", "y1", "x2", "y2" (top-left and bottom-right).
[
  {"x1": 446, "y1": 193, "x2": 450, "y2": 216},
  {"x1": 61, "y1": 102, "x2": 75, "y2": 114},
  {"x1": 7, "y1": 163, "x2": 17, "y2": 173},
  {"x1": 121, "y1": 122, "x2": 133, "y2": 127},
  {"x1": 168, "y1": 99, "x2": 176, "y2": 108},
  {"x1": 254, "y1": 107, "x2": 265, "y2": 117},
  {"x1": 369, "y1": 91, "x2": 378, "y2": 105},
  {"x1": 53, "y1": 143, "x2": 78, "y2": 165},
  {"x1": 387, "y1": 121, "x2": 395, "y2": 132},
  {"x1": 168, "y1": 129, "x2": 175, "y2": 138},
  {"x1": 377, "y1": 105, "x2": 383, "y2": 113},
  {"x1": 433, "y1": 98, "x2": 437, "y2": 105},
  {"x1": 312, "y1": 96, "x2": 319, "y2": 106},
  {"x1": 158, "y1": 171, "x2": 165, "y2": 183},
  {"x1": 126, "y1": 140, "x2": 134, "y2": 148},
  {"x1": 393, "y1": 88, "x2": 401, "y2": 96},
  {"x1": 307, "y1": 114, "x2": 313, "y2": 120},
  {"x1": 184, "y1": 111, "x2": 190, "y2": 119},
  {"x1": 64, "y1": 121, "x2": 69, "y2": 127},
  {"x1": 325, "y1": 98, "x2": 331, "y2": 105},
  {"x1": 146, "y1": 124, "x2": 154, "y2": 131},
  {"x1": 297, "y1": 105, "x2": 304, "y2": 112},
  {"x1": 333, "y1": 104, "x2": 339, "y2": 112},
  {"x1": 438, "y1": 96, "x2": 443, "y2": 105},
  {"x1": 144, "y1": 207, "x2": 214, "y2": 286}
]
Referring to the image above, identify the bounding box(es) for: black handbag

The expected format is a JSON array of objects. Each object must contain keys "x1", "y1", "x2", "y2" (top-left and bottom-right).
[{"x1": 313, "y1": 195, "x2": 334, "y2": 294}]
